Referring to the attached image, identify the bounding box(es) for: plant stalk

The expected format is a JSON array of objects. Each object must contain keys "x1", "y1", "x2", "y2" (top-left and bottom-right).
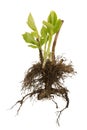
[
  {"x1": 39, "y1": 49, "x2": 43, "y2": 65},
  {"x1": 52, "y1": 20, "x2": 64, "y2": 64},
  {"x1": 36, "y1": 38, "x2": 44, "y2": 65},
  {"x1": 51, "y1": 32, "x2": 58, "y2": 63}
]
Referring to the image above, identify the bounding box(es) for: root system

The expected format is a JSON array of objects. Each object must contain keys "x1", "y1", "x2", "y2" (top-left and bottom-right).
[{"x1": 12, "y1": 56, "x2": 75, "y2": 125}]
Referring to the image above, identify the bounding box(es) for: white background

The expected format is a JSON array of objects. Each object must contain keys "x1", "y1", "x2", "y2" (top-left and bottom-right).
[{"x1": 0, "y1": 0, "x2": 87, "y2": 129}]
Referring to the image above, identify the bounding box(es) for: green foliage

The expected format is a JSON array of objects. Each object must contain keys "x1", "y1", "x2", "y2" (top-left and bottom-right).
[
  {"x1": 43, "y1": 11, "x2": 63, "y2": 35},
  {"x1": 28, "y1": 45, "x2": 38, "y2": 48},
  {"x1": 40, "y1": 26, "x2": 49, "y2": 46},
  {"x1": 27, "y1": 13, "x2": 38, "y2": 32},
  {"x1": 31, "y1": 31, "x2": 39, "y2": 38},
  {"x1": 22, "y1": 11, "x2": 63, "y2": 62},
  {"x1": 54, "y1": 19, "x2": 63, "y2": 33},
  {"x1": 22, "y1": 32, "x2": 38, "y2": 45},
  {"x1": 41, "y1": 26, "x2": 47, "y2": 37},
  {"x1": 43, "y1": 21, "x2": 54, "y2": 35},
  {"x1": 48, "y1": 11, "x2": 57, "y2": 26}
]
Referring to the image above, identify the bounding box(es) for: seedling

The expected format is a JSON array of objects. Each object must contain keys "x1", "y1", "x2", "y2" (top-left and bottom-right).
[{"x1": 12, "y1": 11, "x2": 75, "y2": 126}]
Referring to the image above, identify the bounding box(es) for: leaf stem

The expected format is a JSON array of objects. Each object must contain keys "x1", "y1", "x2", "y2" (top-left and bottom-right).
[
  {"x1": 52, "y1": 20, "x2": 64, "y2": 63},
  {"x1": 36, "y1": 38, "x2": 43, "y2": 65},
  {"x1": 43, "y1": 43, "x2": 47, "y2": 63},
  {"x1": 39, "y1": 48, "x2": 43, "y2": 65},
  {"x1": 52, "y1": 32, "x2": 58, "y2": 63},
  {"x1": 42, "y1": 35, "x2": 52, "y2": 68},
  {"x1": 47, "y1": 35, "x2": 52, "y2": 59}
]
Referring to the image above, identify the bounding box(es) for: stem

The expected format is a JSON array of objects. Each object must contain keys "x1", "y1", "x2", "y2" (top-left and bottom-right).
[
  {"x1": 52, "y1": 32, "x2": 58, "y2": 63},
  {"x1": 39, "y1": 49, "x2": 43, "y2": 65},
  {"x1": 36, "y1": 38, "x2": 43, "y2": 65},
  {"x1": 43, "y1": 42, "x2": 47, "y2": 65},
  {"x1": 47, "y1": 35, "x2": 52, "y2": 59},
  {"x1": 42, "y1": 36, "x2": 52, "y2": 68},
  {"x1": 52, "y1": 20, "x2": 64, "y2": 64}
]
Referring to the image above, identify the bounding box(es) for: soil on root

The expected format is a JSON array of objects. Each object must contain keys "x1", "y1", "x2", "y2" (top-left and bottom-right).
[{"x1": 12, "y1": 56, "x2": 75, "y2": 125}]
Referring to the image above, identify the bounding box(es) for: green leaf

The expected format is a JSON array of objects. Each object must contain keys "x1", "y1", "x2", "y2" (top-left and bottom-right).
[
  {"x1": 27, "y1": 13, "x2": 37, "y2": 31},
  {"x1": 40, "y1": 26, "x2": 47, "y2": 45},
  {"x1": 54, "y1": 19, "x2": 63, "y2": 33},
  {"x1": 28, "y1": 45, "x2": 38, "y2": 48},
  {"x1": 43, "y1": 21, "x2": 54, "y2": 35},
  {"x1": 40, "y1": 26, "x2": 49, "y2": 46},
  {"x1": 40, "y1": 38, "x2": 45, "y2": 46},
  {"x1": 48, "y1": 11, "x2": 57, "y2": 25},
  {"x1": 41, "y1": 26, "x2": 47, "y2": 37},
  {"x1": 31, "y1": 31, "x2": 38, "y2": 38},
  {"x1": 43, "y1": 21, "x2": 54, "y2": 30},
  {"x1": 40, "y1": 35, "x2": 49, "y2": 47},
  {"x1": 22, "y1": 32, "x2": 38, "y2": 45}
]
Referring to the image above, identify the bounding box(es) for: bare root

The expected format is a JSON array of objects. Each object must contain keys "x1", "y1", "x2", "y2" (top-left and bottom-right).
[
  {"x1": 11, "y1": 93, "x2": 30, "y2": 114},
  {"x1": 11, "y1": 56, "x2": 75, "y2": 125},
  {"x1": 56, "y1": 94, "x2": 69, "y2": 126}
]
